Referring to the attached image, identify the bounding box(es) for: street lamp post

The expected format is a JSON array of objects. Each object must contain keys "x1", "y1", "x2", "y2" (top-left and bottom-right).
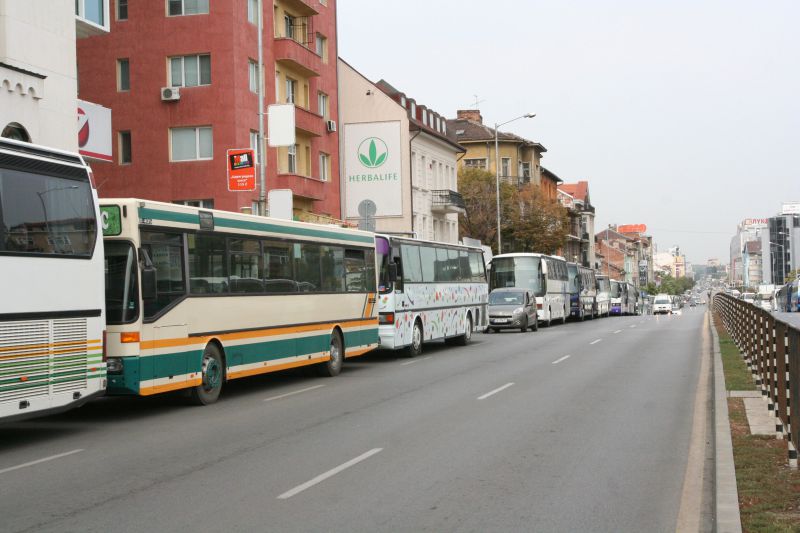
[{"x1": 494, "y1": 113, "x2": 535, "y2": 253}]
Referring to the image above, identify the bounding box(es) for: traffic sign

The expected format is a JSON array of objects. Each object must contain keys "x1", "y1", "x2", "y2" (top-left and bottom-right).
[{"x1": 227, "y1": 148, "x2": 256, "y2": 192}]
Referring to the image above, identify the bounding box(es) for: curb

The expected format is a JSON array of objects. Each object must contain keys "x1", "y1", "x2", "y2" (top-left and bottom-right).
[{"x1": 709, "y1": 311, "x2": 743, "y2": 532}]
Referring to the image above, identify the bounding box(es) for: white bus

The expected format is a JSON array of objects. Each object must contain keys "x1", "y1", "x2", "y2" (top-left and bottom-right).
[
  {"x1": 595, "y1": 274, "x2": 611, "y2": 317},
  {"x1": 101, "y1": 199, "x2": 379, "y2": 404},
  {"x1": 0, "y1": 138, "x2": 106, "y2": 422},
  {"x1": 489, "y1": 253, "x2": 569, "y2": 326},
  {"x1": 376, "y1": 236, "x2": 488, "y2": 356}
]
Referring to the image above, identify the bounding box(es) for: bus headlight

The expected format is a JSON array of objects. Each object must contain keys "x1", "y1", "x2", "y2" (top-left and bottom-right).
[{"x1": 107, "y1": 357, "x2": 124, "y2": 374}]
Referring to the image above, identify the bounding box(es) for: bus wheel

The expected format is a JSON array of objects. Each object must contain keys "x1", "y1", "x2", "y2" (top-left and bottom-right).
[
  {"x1": 454, "y1": 314, "x2": 472, "y2": 346},
  {"x1": 546, "y1": 308, "x2": 552, "y2": 327},
  {"x1": 190, "y1": 343, "x2": 224, "y2": 405},
  {"x1": 319, "y1": 330, "x2": 343, "y2": 377},
  {"x1": 405, "y1": 320, "x2": 423, "y2": 357}
]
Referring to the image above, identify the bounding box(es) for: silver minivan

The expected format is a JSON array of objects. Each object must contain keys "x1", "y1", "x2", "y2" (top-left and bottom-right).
[{"x1": 487, "y1": 288, "x2": 538, "y2": 333}]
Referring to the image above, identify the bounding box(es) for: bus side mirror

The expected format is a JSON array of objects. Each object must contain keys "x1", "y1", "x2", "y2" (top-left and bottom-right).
[
  {"x1": 388, "y1": 263, "x2": 399, "y2": 282},
  {"x1": 139, "y1": 248, "x2": 157, "y2": 301}
]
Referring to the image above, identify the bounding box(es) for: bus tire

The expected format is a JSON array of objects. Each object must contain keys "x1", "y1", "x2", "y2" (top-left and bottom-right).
[
  {"x1": 190, "y1": 343, "x2": 224, "y2": 406},
  {"x1": 454, "y1": 313, "x2": 472, "y2": 346},
  {"x1": 405, "y1": 320, "x2": 423, "y2": 358},
  {"x1": 546, "y1": 308, "x2": 552, "y2": 327},
  {"x1": 319, "y1": 330, "x2": 343, "y2": 377}
]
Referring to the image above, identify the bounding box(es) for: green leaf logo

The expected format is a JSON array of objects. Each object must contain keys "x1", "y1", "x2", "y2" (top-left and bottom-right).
[{"x1": 357, "y1": 137, "x2": 389, "y2": 168}]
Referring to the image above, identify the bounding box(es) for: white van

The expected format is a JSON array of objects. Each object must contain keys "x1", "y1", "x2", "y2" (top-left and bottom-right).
[{"x1": 653, "y1": 294, "x2": 672, "y2": 315}]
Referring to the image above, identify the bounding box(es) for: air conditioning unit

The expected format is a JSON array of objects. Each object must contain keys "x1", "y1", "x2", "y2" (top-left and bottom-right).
[
  {"x1": 326, "y1": 120, "x2": 337, "y2": 133},
  {"x1": 161, "y1": 87, "x2": 181, "y2": 101}
]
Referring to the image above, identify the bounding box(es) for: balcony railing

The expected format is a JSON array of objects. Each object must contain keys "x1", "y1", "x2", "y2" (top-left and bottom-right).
[{"x1": 431, "y1": 190, "x2": 466, "y2": 213}]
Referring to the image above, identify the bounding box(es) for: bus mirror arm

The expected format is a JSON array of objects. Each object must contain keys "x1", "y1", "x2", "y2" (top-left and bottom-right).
[{"x1": 138, "y1": 248, "x2": 157, "y2": 301}]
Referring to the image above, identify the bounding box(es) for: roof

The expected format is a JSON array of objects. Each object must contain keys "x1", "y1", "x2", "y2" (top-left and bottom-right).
[
  {"x1": 541, "y1": 167, "x2": 563, "y2": 184},
  {"x1": 558, "y1": 181, "x2": 589, "y2": 202},
  {"x1": 446, "y1": 118, "x2": 547, "y2": 153}
]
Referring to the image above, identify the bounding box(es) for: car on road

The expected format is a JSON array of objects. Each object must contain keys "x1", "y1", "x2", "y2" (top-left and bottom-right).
[
  {"x1": 487, "y1": 288, "x2": 538, "y2": 332},
  {"x1": 653, "y1": 294, "x2": 672, "y2": 315},
  {"x1": 741, "y1": 292, "x2": 756, "y2": 304}
]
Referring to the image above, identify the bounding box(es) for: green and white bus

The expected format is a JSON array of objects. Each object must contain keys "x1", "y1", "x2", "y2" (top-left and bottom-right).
[
  {"x1": 101, "y1": 199, "x2": 379, "y2": 404},
  {"x1": 0, "y1": 138, "x2": 106, "y2": 422}
]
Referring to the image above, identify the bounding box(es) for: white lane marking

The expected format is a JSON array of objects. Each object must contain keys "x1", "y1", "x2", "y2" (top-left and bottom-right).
[
  {"x1": 590, "y1": 339, "x2": 602, "y2": 345},
  {"x1": 0, "y1": 449, "x2": 84, "y2": 476},
  {"x1": 278, "y1": 448, "x2": 383, "y2": 499},
  {"x1": 477, "y1": 382, "x2": 515, "y2": 400},
  {"x1": 613, "y1": 329, "x2": 622, "y2": 334},
  {"x1": 552, "y1": 355, "x2": 571, "y2": 365},
  {"x1": 264, "y1": 384, "x2": 326, "y2": 402},
  {"x1": 629, "y1": 324, "x2": 637, "y2": 328},
  {"x1": 400, "y1": 356, "x2": 432, "y2": 366}
]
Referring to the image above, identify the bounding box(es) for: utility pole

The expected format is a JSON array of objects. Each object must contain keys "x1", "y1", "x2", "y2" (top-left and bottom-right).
[{"x1": 257, "y1": 0, "x2": 267, "y2": 215}]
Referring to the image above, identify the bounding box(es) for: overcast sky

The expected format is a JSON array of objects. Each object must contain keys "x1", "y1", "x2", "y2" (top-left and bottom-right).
[{"x1": 338, "y1": 0, "x2": 800, "y2": 265}]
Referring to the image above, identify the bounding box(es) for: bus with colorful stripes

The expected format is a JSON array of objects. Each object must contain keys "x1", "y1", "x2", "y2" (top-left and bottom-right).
[
  {"x1": 100, "y1": 199, "x2": 379, "y2": 404},
  {"x1": 0, "y1": 138, "x2": 106, "y2": 422}
]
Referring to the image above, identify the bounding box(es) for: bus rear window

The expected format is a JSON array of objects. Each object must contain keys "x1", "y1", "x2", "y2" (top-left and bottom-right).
[{"x1": 0, "y1": 168, "x2": 96, "y2": 257}]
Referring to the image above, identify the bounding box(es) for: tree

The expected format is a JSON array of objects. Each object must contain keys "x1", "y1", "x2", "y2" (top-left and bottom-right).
[
  {"x1": 509, "y1": 183, "x2": 569, "y2": 254},
  {"x1": 458, "y1": 168, "x2": 518, "y2": 253},
  {"x1": 787, "y1": 269, "x2": 800, "y2": 283}
]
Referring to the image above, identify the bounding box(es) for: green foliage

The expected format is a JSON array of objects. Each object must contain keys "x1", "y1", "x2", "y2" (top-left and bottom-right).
[{"x1": 654, "y1": 274, "x2": 695, "y2": 295}]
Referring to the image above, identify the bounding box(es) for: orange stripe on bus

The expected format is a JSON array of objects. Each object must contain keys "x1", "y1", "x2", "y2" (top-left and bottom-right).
[
  {"x1": 139, "y1": 378, "x2": 202, "y2": 396},
  {"x1": 345, "y1": 346, "x2": 377, "y2": 359},
  {"x1": 0, "y1": 339, "x2": 102, "y2": 354},
  {"x1": 227, "y1": 356, "x2": 329, "y2": 380}
]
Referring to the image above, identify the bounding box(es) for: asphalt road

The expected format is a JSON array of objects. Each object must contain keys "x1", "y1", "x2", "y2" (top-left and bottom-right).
[{"x1": 0, "y1": 308, "x2": 709, "y2": 532}]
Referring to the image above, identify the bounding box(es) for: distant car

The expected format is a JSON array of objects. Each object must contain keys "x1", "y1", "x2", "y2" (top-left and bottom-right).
[
  {"x1": 653, "y1": 294, "x2": 672, "y2": 315},
  {"x1": 741, "y1": 292, "x2": 756, "y2": 304},
  {"x1": 689, "y1": 298, "x2": 697, "y2": 307},
  {"x1": 487, "y1": 288, "x2": 538, "y2": 333}
]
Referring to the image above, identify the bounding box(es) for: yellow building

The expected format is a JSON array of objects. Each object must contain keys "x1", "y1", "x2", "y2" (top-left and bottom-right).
[{"x1": 447, "y1": 109, "x2": 555, "y2": 199}]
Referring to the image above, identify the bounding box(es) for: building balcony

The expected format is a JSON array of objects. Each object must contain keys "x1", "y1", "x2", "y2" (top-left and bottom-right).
[
  {"x1": 273, "y1": 173, "x2": 327, "y2": 201},
  {"x1": 431, "y1": 189, "x2": 466, "y2": 214},
  {"x1": 274, "y1": 38, "x2": 321, "y2": 78},
  {"x1": 278, "y1": 0, "x2": 319, "y2": 16},
  {"x1": 294, "y1": 106, "x2": 323, "y2": 137}
]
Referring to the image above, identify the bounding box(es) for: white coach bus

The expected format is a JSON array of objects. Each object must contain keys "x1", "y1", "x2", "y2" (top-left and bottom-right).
[
  {"x1": 375, "y1": 235, "x2": 488, "y2": 356},
  {"x1": 489, "y1": 253, "x2": 569, "y2": 326},
  {"x1": 0, "y1": 138, "x2": 106, "y2": 422},
  {"x1": 100, "y1": 199, "x2": 379, "y2": 404}
]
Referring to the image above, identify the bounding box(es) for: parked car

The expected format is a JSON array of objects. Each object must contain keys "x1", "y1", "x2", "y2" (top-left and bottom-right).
[
  {"x1": 487, "y1": 288, "x2": 538, "y2": 333},
  {"x1": 653, "y1": 294, "x2": 672, "y2": 315}
]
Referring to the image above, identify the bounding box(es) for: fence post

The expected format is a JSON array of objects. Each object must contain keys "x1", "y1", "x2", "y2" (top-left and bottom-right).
[{"x1": 788, "y1": 327, "x2": 800, "y2": 468}]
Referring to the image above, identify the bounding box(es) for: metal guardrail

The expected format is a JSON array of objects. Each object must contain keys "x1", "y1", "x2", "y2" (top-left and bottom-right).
[
  {"x1": 713, "y1": 292, "x2": 800, "y2": 466},
  {"x1": 431, "y1": 189, "x2": 466, "y2": 209}
]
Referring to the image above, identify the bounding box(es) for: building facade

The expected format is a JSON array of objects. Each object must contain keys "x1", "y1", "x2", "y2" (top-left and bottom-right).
[
  {"x1": 1, "y1": 0, "x2": 109, "y2": 149},
  {"x1": 76, "y1": 0, "x2": 341, "y2": 218},
  {"x1": 742, "y1": 240, "x2": 763, "y2": 288},
  {"x1": 759, "y1": 211, "x2": 800, "y2": 285},
  {"x1": 729, "y1": 218, "x2": 767, "y2": 286},
  {"x1": 557, "y1": 180, "x2": 596, "y2": 268},
  {"x1": 447, "y1": 110, "x2": 555, "y2": 198}
]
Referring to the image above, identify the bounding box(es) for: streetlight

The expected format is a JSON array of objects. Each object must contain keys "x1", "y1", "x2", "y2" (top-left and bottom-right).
[{"x1": 494, "y1": 113, "x2": 535, "y2": 253}]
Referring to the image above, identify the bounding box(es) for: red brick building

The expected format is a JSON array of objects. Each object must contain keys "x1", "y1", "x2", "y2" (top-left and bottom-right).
[{"x1": 77, "y1": 0, "x2": 340, "y2": 218}]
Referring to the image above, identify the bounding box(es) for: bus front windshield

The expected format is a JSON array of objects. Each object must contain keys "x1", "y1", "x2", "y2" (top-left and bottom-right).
[
  {"x1": 490, "y1": 256, "x2": 544, "y2": 296},
  {"x1": 610, "y1": 283, "x2": 622, "y2": 298},
  {"x1": 376, "y1": 236, "x2": 391, "y2": 294},
  {"x1": 104, "y1": 241, "x2": 139, "y2": 324},
  {"x1": 567, "y1": 264, "x2": 579, "y2": 293}
]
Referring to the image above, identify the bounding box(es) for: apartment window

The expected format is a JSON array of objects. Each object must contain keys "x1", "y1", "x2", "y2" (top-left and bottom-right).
[
  {"x1": 319, "y1": 152, "x2": 330, "y2": 181},
  {"x1": 168, "y1": 0, "x2": 209, "y2": 16},
  {"x1": 285, "y1": 78, "x2": 296, "y2": 104},
  {"x1": 274, "y1": 71, "x2": 280, "y2": 102},
  {"x1": 421, "y1": 109, "x2": 427, "y2": 124},
  {"x1": 248, "y1": 59, "x2": 259, "y2": 93},
  {"x1": 175, "y1": 199, "x2": 214, "y2": 209},
  {"x1": 520, "y1": 162, "x2": 531, "y2": 178},
  {"x1": 117, "y1": 58, "x2": 130, "y2": 91},
  {"x1": 409, "y1": 101, "x2": 416, "y2": 117},
  {"x1": 501, "y1": 157, "x2": 510, "y2": 177},
  {"x1": 317, "y1": 92, "x2": 328, "y2": 118},
  {"x1": 170, "y1": 54, "x2": 211, "y2": 87},
  {"x1": 77, "y1": 0, "x2": 105, "y2": 26},
  {"x1": 315, "y1": 34, "x2": 327, "y2": 62},
  {"x1": 117, "y1": 0, "x2": 128, "y2": 20},
  {"x1": 287, "y1": 144, "x2": 297, "y2": 173},
  {"x1": 284, "y1": 14, "x2": 295, "y2": 39},
  {"x1": 250, "y1": 130, "x2": 259, "y2": 162},
  {"x1": 118, "y1": 131, "x2": 132, "y2": 164},
  {"x1": 171, "y1": 126, "x2": 212, "y2": 161},
  {"x1": 464, "y1": 158, "x2": 487, "y2": 170},
  {"x1": 247, "y1": 0, "x2": 258, "y2": 24}
]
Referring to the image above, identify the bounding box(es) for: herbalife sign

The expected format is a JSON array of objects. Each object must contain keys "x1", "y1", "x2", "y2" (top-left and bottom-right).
[{"x1": 343, "y1": 121, "x2": 403, "y2": 218}]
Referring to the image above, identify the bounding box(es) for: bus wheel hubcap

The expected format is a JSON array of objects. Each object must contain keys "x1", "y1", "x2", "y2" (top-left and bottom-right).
[{"x1": 203, "y1": 356, "x2": 221, "y2": 391}]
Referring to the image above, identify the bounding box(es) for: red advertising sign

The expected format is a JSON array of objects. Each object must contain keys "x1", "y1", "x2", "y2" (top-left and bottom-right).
[
  {"x1": 227, "y1": 148, "x2": 256, "y2": 192},
  {"x1": 617, "y1": 224, "x2": 647, "y2": 234}
]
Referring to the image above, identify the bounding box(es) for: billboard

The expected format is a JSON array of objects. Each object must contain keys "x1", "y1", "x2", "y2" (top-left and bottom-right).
[
  {"x1": 77, "y1": 100, "x2": 112, "y2": 162},
  {"x1": 782, "y1": 202, "x2": 800, "y2": 215},
  {"x1": 227, "y1": 149, "x2": 256, "y2": 191},
  {"x1": 343, "y1": 121, "x2": 403, "y2": 218},
  {"x1": 617, "y1": 224, "x2": 647, "y2": 234}
]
